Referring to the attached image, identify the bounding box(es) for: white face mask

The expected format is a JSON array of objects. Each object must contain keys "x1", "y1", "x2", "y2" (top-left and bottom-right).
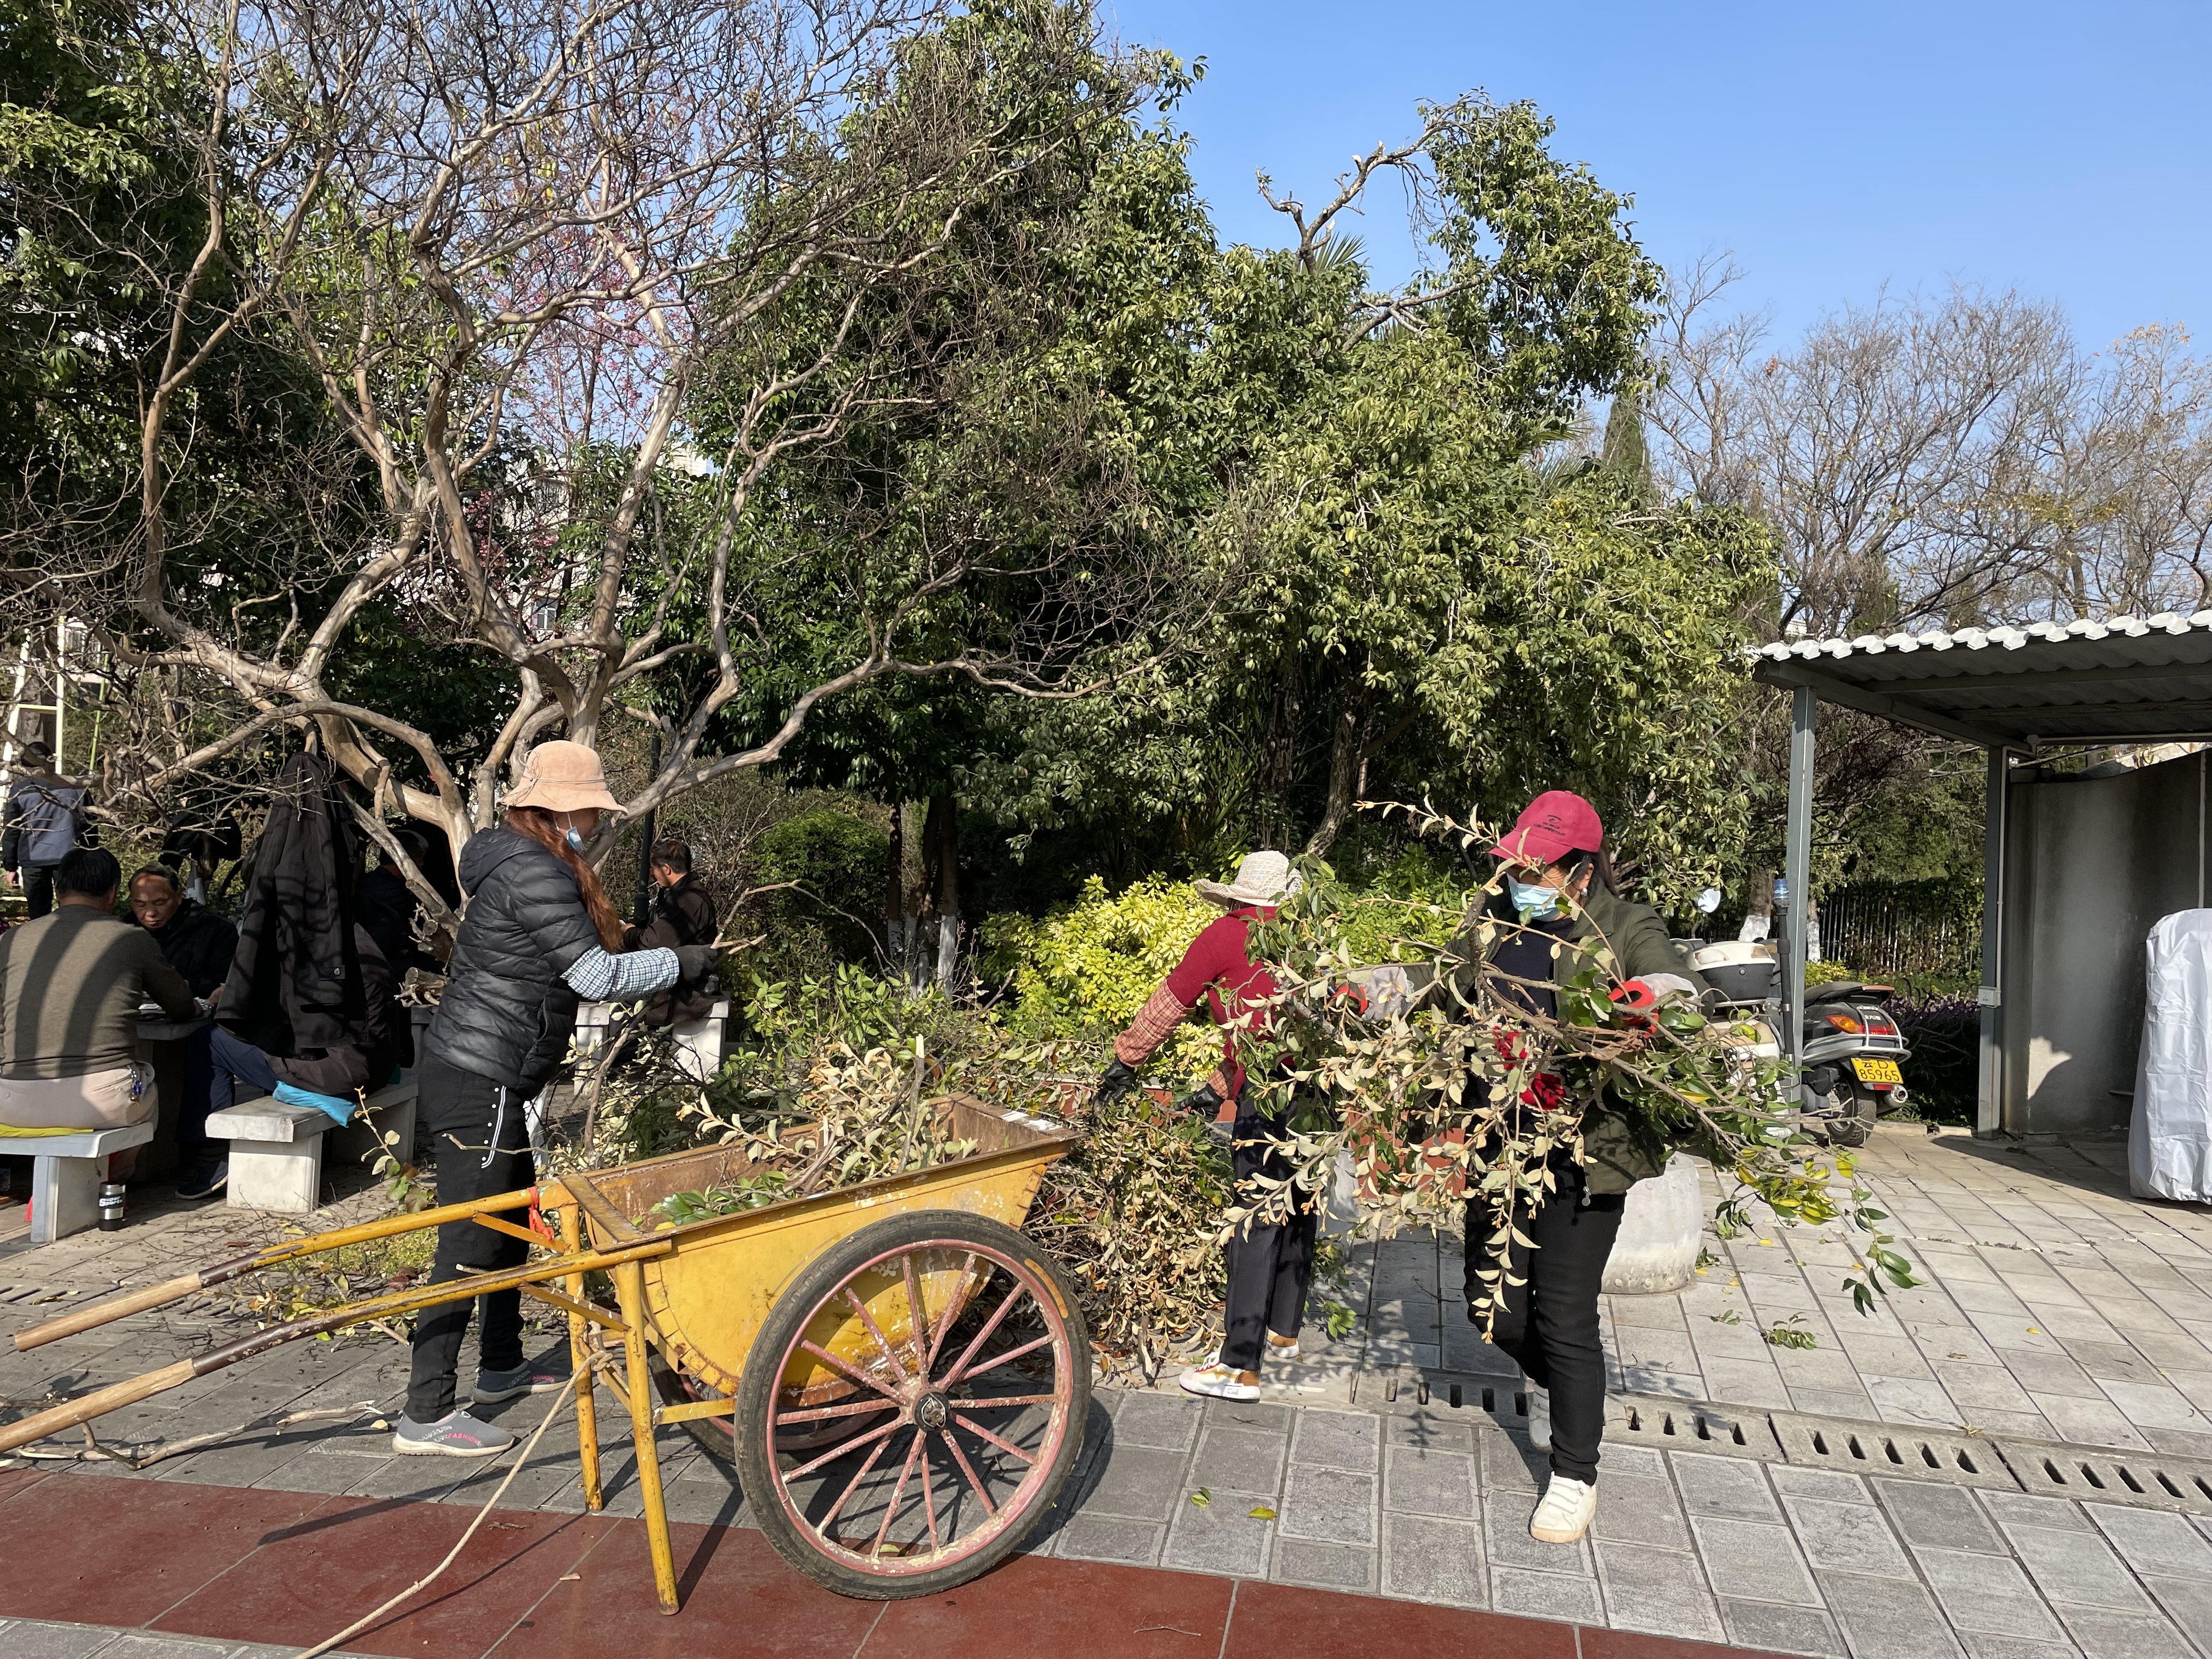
[{"x1": 1508, "y1": 877, "x2": 1564, "y2": 919}]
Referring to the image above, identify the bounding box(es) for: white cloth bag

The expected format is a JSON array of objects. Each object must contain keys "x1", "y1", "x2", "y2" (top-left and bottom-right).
[{"x1": 2131, "y1": 910, "x2": 2212, "y2": 1203}]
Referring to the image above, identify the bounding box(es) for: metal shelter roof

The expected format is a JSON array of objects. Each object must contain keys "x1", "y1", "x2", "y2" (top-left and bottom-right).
[{"x1": 1750, "y1": 611, "x2": 2212, "y2": 747}]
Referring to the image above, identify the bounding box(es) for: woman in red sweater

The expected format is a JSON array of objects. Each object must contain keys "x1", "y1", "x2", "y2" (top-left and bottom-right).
[{"x1": 1096, "y1": 851, "x2": 1310, "y2": 1402}]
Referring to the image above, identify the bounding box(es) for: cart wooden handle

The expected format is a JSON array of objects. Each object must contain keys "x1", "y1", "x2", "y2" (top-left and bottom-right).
[
  {"x1": 15, "y1": 1277, "x2": 204, "y2": 1350},
  {"x1": 0, "y1": 1236, "x2": 669, "y2": 1455},
  {"x1": 11, "y1": 1181, "x2": 569, "y2": 1352},
  {"x1": 0, "y1": 1361, "x2": 198, "y2": 1454}
]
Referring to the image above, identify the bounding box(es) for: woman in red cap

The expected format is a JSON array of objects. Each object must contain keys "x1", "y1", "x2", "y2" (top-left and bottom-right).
[{"x1": 1434, "y1": 791, "x2": 1707, "y2": 1544}]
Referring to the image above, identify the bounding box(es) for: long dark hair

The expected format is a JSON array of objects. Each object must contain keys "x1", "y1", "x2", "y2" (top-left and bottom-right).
[{"x1": 507, "y1": 807, "x2": 625, "y2": 951}]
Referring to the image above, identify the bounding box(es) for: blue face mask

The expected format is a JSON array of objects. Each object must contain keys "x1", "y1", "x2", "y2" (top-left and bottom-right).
[
  {"x1": 1509, "y1": 878, "x2": 1564, "y2": 918},
  {"x1": 565, "y1": 826, "x2": 589, "y2": 853}
]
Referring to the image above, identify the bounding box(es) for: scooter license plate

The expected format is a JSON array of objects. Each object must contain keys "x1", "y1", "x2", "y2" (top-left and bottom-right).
[{"x1": 1852, "y1": 1058, "x2": 1902, "y2": 1086}]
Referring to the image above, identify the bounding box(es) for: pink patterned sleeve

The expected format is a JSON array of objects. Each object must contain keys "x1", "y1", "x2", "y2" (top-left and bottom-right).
[{"x1": 1114, "y1": 983, "x2": 1190, "y2": 1065}]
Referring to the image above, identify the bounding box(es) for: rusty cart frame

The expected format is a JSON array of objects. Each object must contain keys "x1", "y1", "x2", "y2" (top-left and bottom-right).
[{"x1": 0, "y1": 1097, "x2": 1091, "y2": 1609}]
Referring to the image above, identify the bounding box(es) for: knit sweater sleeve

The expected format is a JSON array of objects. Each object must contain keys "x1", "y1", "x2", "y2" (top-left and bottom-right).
[{"x1": 562, "y1": 945, "x2": 679, "y2": 1002}]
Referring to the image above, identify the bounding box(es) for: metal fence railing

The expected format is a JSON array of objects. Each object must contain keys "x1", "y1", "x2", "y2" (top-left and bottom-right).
[{"x1": 1818, "y1": 879, "x2": 1982, "y2": 985}]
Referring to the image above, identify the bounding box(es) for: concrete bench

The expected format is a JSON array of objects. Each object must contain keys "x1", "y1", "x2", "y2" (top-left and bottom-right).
[
  {"x1": 570, "y1": 998, "x2": 730, "y2": 1079},
  {"x1": 8, "y1": 1122, "x2": 157, "y2": 1244},
  {"x1": 672, "y1": 999, "x2": 731, "y2": 1082},
  {"x1": 208, "y1": 1079, "x2": 420, "y2": 1214}
]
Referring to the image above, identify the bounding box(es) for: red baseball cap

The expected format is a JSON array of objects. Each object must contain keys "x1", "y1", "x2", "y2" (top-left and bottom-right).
[{"x1": 1489, "y1": 791, "x2": 1604, "y2": 868}]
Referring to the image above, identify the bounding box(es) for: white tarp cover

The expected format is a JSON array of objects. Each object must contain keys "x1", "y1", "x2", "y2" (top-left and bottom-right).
[{"x1": 2131, "y1": 910, "x2": 2212, "y2": 1203}]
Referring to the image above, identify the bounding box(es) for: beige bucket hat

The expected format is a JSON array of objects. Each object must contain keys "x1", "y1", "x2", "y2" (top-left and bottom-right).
[
  {"x1": 505, "y1": 741, "x2": 621, "y2": 814},
  {"x1": 1195, "y1": 849, "x2": 1302, "y2": 910}
]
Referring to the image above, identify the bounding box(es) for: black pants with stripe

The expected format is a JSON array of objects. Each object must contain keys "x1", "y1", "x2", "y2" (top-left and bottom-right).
[{"x1": 404, "y1": 1055, "x2": 537, "y2": 1421}]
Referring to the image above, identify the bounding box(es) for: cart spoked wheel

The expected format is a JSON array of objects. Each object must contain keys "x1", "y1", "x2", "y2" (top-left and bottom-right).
[{"x1": 733, "y1": 1210, "x2": 1090, "y2": 1599}]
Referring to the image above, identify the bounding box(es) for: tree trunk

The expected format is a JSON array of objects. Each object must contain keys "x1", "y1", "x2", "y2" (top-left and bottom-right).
[
  {"x1": 1255, "y1": 652, "x2": 1303, "y2": 849},
  {"x1": 884, "y1": 797, "x2": 907, "y2": 974},
  {"x1": 1305, "y1": 684, "x2": 1375, "y2": 857},
  {"x1": 926, "y1": 791, "x2": 960, "y2": 986}
]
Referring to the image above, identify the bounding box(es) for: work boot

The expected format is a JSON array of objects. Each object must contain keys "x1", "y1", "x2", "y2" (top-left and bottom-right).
[
  {"x1": 174, "y1": 1159, "x2": 228, "y2": 1201},
  {"x1": 393, "y1": 1409, "x2": 516, "y2": 1458},
  {"x1": 473, "y1": 1361, "x2": 569, "y2": 1404},
  {"x1": 1528, "y1": 1474, "x2": 1597, "y2": 1543}
]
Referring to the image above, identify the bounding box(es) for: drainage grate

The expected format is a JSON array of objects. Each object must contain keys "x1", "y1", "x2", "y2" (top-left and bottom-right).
[
  {"x1": 1768, "y1": 1412, "x2": 2018, "y2": 1489},
  {"x1": 1605, "y1": 1394, "x2": 1777, "y2": 1460},
  {"x1": 1994, "y1": 1440, "x2": 2212, "y2": 1514}
]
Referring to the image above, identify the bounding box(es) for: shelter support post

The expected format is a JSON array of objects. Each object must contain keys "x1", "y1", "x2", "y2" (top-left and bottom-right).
[
  {"x1": 1784, "y1": 685, "x2": 1816, "y2": 1071},
  {"x1": 1976, "y1": 746, "x2": 2008, "y2": 1138}
]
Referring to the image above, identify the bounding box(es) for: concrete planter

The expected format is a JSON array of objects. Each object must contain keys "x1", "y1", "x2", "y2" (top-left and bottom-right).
[{"x1": 1601, "y1": 1153, "x2": 1705, "y2": 1294}]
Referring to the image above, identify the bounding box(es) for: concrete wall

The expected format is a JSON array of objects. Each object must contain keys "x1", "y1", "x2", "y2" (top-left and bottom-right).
[{"x1": 2001, "y1": 751, "x2": 2209, "y2": 1137}]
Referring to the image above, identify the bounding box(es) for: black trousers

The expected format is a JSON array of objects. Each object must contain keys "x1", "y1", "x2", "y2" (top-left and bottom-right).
[
  {"x1": 405, "y1": 1056, "x2": 537, "y2": 1420},
  {"x1": 1220, "y1": 1112, "x2": 1318, "y2": 1373},
  {"x1": 1464, "y1": 1164, "x2": 1625, "y2": 1483},
  {"x1": 21, "y1": 865, "x2": 55, "y2": 919}
]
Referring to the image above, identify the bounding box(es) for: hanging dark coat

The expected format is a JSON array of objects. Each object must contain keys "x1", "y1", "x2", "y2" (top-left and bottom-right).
[{"x1": 218, "y1": 752, "x2": 368, "y2": 1066}]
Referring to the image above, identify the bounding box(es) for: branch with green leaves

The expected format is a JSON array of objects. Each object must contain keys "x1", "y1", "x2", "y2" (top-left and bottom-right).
[{"x1": 1226, "y1": 802, "x2": 1920, "y2": 1329}]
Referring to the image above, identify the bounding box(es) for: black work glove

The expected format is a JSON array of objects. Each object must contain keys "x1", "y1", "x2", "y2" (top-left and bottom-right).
[
  {"x1": 1173, "y1": 1081, "x2": 1224, "y2": 1118},
  {"x1": 672, "y1": 943, "x2": 719, "y2": 984},
  {"x1": 1094, "y1": 1056, "x2": 1140, "y2": 1107}
]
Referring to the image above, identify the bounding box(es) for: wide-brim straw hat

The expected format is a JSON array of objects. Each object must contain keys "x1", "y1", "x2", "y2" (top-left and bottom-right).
[
  {"x1": 1195, "y1": 849, "x2": 1302, "y2": 909},
  {"x1": 505, "y1": 740, "x2": 622, "y2": 814}
]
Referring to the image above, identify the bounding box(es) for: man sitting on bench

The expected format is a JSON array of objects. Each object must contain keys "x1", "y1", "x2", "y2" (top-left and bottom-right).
[
  {"x1": 0, "y1": 849, "x2": 198, "y2": 1145},
  {"x1": 174, "y1": 924, "x2": 405, "y2": 1200}
]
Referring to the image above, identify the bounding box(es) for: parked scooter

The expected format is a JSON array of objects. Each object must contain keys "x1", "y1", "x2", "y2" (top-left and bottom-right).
[{"x1": 1684, "y1": 940, "x2": 1912, "y2": 1147}]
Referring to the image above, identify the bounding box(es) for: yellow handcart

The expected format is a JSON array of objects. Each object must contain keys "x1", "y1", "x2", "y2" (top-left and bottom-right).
[{"x1": 0, "y1": 1097, "x2": 1091, "y2": 1607}]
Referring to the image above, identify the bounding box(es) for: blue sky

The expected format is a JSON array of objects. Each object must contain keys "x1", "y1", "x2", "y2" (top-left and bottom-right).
[{"x1": 1100, "y1": 0, "x2": 2211, "y2": 354}]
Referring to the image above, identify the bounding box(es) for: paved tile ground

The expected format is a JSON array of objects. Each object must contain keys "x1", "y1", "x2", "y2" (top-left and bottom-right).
[
  {"x1": 1260, "y1": 1126, "x2": 2212, "y2": 1465},
  {"x1": 3, "y1": 1125, "x2": 2210, "y2": 1658}
]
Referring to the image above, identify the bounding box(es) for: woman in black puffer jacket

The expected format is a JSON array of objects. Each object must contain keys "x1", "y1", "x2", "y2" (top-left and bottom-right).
[{"x1": 394, "y1": 742, "x2": 716, "y2": 1458}]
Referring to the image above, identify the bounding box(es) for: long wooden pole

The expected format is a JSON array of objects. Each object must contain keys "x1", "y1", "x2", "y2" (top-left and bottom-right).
[
  {"x1": 12, "y1": 1182, "x2": 568, "y2": 1351},
  {"x1": 0, "y1": 1235, "x2": 667, "y2": 1456}
]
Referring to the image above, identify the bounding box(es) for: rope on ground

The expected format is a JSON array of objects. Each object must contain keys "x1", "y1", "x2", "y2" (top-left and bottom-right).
[{"x1": 291, "y1": 1370, "x2": 583, "y2": 1659}]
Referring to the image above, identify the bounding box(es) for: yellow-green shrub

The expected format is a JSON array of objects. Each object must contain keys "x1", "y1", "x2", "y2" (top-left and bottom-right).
[{"x1": 979, "y1": 874, "x2": 1223, "y2": 1083}]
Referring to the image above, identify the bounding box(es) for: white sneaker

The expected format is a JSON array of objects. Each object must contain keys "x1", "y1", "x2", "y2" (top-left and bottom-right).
[
  {"x1": 1177, "y1": 1361, "x2": 1261, "y2": 1402},
  {"x1": 1529, "y1": 1474, "x2": 1597, "y2": 1543}
]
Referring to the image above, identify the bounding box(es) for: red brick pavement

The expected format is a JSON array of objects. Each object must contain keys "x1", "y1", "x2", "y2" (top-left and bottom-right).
[{"x1": 0, "y1": 1471, "x2": 1792, "y2": 1658}]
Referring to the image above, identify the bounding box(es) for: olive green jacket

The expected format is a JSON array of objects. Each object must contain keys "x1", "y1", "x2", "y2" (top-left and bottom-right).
[{"x1": 1427, "y1": 884, "x2": 1711, "y2": 1195}]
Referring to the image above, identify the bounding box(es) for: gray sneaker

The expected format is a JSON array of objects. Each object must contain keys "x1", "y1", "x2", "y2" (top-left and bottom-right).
[
  {"x1": 473, "y1": 1361, "x2": 568, "y2": 1404},
  {"x1": 393, "y1": 1409, "x2": 516, "y2": 1458}
]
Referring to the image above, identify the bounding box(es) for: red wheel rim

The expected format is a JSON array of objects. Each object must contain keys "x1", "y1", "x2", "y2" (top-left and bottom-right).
[{"x1": 760, "y1": 1238, "x2": 1076, "y2": 1579}]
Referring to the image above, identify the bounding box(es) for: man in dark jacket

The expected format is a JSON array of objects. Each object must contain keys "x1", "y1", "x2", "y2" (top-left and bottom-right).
[
  {"x1": 359, "y1": 834, "x2": 444, "y2": 977},
  {"x1": 179, "y1": 753, "x2": 404, "y2": 1199},
  {"x1": 3, "y1": 742, "x2": 91, "y2": 919},
  {"x1": 176, "y1": 924, "x2": 405, "y2": 1199},
  {"x1": 624, "y1": 839, "x2": 718, "y2": 1027},
  {"x1": 129, "y1": 867, "x2": 238, "y2": 998}
]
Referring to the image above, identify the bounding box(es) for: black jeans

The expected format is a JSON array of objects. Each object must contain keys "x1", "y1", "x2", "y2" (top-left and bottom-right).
[
  {"x1": 178, "y1": 1027, "x2": 282, "y2": 1167},
  {"x1": 1464, "y1": 1163, "x2": 1625, "y2": 1483},
  {"x1": 405, "y1": 1055, "x2": 537, "y2": 1420},
  {"x1": 1220, "y1": 1111, "x2": 1318, "y2": 1373},
  {"x1": 20, "y1": 865, "x2": 55, "y2": 919}
]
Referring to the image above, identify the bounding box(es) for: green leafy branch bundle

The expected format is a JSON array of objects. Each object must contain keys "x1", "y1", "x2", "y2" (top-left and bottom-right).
[{"x1": 1228, "y1": 802, "x2": 1921, "y2": 1329}]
